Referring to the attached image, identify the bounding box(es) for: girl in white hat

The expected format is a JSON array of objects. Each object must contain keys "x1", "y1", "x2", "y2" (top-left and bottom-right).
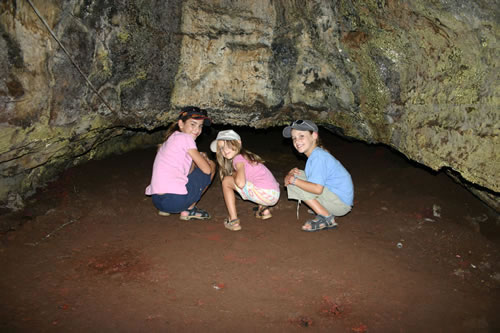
[{"x1": 211, "y1": 130, "x2": 280, "y2": 231}]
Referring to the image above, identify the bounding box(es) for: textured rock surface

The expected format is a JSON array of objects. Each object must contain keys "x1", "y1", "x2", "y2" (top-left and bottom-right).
[
  {"x1": 0, "y1": 0, "x2": 498, "y2": 209},
  {"x1": 0, "y1": 0, "x2": 183, "y2": 208}
]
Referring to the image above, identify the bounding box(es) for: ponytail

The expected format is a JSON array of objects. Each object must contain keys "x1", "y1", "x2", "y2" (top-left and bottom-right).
[{"x1": 157, "y1": 121, "x2": 179, "y2": 150}]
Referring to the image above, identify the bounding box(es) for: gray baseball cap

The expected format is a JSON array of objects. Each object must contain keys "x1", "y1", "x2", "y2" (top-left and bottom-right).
[
  {"x1": 282, "y1": 120, "x2": 318, "y2": 138},
  {"x1": 210, "y1": 129, "x2": 241, "y2": 152}
]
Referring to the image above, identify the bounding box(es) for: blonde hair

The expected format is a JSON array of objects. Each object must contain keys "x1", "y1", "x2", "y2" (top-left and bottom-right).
[{"x1": 216, "y1": 139, "x2": 264, "y2": 180}]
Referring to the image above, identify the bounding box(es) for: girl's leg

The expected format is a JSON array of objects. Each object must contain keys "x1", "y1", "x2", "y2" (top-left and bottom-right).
[
  {"x1": 184, "y1": 159, "x2": 216, "y2": 212},
  {"x1": 301, "y1": 199, "x2": 334, "y2": 231},
  {"x1": 180, "y1": 164, "x2": 216, "y2": 219},
  {"x1": 189, "y1": 160, "x2": 217, "y2": 205},
  {"x1": 234, "y1": 181, "x2": 279, "y2": 219},
  {"x1": 222, "y1": 175, "x2": 238, "y2": 220},
  {"x1": 304, "y1": 199, "x2": 329, "y2": 217},
  {"x1": 186, "y1": 159, "x2": 216, "y2": 199}
]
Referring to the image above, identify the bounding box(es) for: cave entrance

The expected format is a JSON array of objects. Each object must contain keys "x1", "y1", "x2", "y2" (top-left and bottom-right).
[{"x1": 1, "y1": 125, "x2": 499, "y2": 332}]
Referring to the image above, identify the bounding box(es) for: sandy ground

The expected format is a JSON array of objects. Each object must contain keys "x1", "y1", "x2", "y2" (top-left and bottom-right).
[{"x1": 1, "y1": 127, "x2": 499, "y2": 332}]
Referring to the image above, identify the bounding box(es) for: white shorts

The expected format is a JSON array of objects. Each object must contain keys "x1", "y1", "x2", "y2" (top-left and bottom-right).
[{"x1": 235, "y1": 181, "x2": 279, "y2": 207}]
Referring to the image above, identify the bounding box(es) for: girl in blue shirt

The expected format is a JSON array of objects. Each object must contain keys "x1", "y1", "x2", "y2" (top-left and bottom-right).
[{"x1": 283, "y1": 120, "x2": 354, "y2": 232}]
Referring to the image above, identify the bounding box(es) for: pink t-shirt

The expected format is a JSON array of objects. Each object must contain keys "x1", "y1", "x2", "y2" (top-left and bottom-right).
[
  {"x1": 145, "y1": 131, "x2": 196, "y2": 195},
  {"x1": 233, "y1": 154, "x2": 279, "y2": 191}
]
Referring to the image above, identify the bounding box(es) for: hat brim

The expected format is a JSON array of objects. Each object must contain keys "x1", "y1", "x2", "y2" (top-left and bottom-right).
[
  {"x1": 210, "y1": 135, "x2": 241, "y2": 152},
  {"x1": 282, "y1": 123, "x2": 318, "y2": 137},
  {"x1": 210, "y1": 140, "x2": 218, "y2": 152},
  {"x1": 189, "y1": 115, "x2": 211, "y2": 126}
]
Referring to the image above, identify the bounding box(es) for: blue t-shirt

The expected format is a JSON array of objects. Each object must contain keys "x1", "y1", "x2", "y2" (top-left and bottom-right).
[{"x1": 305, "y1": 147, "x2": 354, "y2": 206}]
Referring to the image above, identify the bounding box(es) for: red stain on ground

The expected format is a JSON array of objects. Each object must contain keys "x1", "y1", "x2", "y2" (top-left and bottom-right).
[
  {"x1": 352, "y1": 323, "x2": 368, "y2": 332},
  {"x1": 319, "y1": 296, "x2": 347, "y2": 318},
  {"x1": 223, "y1": 252, "x2": 257, "y2": 264},
  {"x1": 205, "y1": 233, "x2": 222, "y2": 241}
]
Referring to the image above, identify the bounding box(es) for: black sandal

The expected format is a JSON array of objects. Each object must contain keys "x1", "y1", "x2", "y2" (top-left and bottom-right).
[
  {"x1": 180, "y1": 207, "x2": 211, "y2": 220},
  {"x1": 302, "y1": 215, "x2": 337, "y2": 232}
]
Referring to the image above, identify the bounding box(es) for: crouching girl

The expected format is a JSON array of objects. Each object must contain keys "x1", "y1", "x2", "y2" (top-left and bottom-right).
[{"x1": 211, "y1": 129, "x2": 280, "y2": 231}]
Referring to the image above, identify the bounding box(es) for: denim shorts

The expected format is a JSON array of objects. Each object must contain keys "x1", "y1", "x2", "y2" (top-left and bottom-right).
[{"x1": 152, "y1": 167, "x2": 211, "y2": 213}]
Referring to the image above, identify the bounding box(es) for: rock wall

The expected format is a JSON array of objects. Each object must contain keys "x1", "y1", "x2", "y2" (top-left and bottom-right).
[
  {"x1": 0, "y1": 0, "x2": 183, "y2": 209},
  {"x1": 0, "y1": 0, "x2": 498, "y2": 210}
]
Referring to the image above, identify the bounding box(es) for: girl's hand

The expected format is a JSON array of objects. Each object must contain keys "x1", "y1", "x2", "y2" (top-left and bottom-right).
[
  {"x1": 284, "y1": 168, "x2": 300, "y2": 186},
  {"x1": 199, "y1": 151, "x2": 210, "y2": 162},
  {"x1": 284, "y1": 174, "x2": 291, "y2": 186},
  {"x1": 287, "y1": 168, "x2": 300, "y2": 177},
  {"x1": 284, "y1": 173, "x2": 296, "y2": 186}
]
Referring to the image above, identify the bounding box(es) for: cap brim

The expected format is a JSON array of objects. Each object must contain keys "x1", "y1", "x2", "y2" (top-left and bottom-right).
[
  {"x1": 282, "y1": 126, "x2": 292, "y2": 138},
  {"x1": 190, "y1": 115, "x2": 211, "y2": 126}
]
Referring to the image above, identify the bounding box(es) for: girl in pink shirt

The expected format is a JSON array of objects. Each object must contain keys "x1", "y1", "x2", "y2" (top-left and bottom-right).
[
  {"x1": 145, "y1": 107, "x2": 216, "y2": 220},
  {"x1": 210, "y1": 129, "x2": 280, "y2": 231}
]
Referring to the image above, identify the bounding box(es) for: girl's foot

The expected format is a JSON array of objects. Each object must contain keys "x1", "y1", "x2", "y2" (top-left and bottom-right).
[
  {"x1": 254, "y1": 205, "x2": 272, "y2": 220},
  {"x1": 224, "y1": 218, "x2": 242, "y2": 231},
  {"x1": 180, "y1": 207, "x2": 211, "y2": 220},
  {"x1": 158, "y1": 211, "x2": 171, "y2": 216},
  {"x1": 301, "y1": 215, "x2": 337, "y2": 232}
]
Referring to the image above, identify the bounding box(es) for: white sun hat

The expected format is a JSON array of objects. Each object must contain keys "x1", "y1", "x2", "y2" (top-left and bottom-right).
[{"x1": 210, "y1": 129, "x2": 241, "y2": 152}]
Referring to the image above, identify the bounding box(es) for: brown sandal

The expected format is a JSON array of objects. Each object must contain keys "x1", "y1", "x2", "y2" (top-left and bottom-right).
[
  {"x1": 254, "y1": 205, "x2": 272, "y2": 220},
  {"x1": 224, "y1": 218, "x2": 242, "y2": 231}
]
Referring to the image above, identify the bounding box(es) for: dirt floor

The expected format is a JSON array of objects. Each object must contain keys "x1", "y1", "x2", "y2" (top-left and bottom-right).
[{"x1": 1, "y1": 126, "x2": 499, "y2": 332}]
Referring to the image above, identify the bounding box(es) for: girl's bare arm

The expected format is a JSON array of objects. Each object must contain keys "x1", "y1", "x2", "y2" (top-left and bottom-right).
[
  {"x1": 187, "y1": 149, "x2": 212, "y2": 174},
  {"x1": 233, "y1": 162, "x2": 246, "y2": 188},
  {"x1": 293, "y1": 178, "x2": 324, "y2": 195},
  {"x1": 284, "y1": 168, "x2": 324, "y2": 195}
]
